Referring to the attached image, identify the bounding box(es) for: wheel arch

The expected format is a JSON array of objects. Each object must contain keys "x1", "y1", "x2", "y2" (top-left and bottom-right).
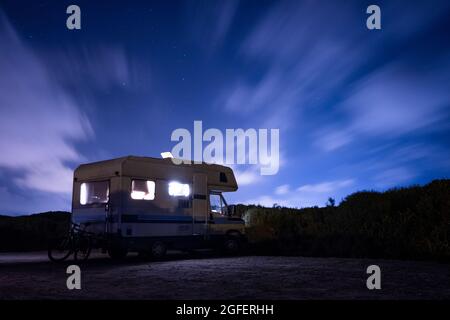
[{"x1": 226, "y1": 229, "x2": 243, "y2": 237}]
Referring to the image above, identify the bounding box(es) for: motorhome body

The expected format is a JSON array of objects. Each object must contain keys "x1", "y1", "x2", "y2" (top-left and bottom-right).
[{"x1": 72, "y1": 156, "x2": 245, "y2": 258}]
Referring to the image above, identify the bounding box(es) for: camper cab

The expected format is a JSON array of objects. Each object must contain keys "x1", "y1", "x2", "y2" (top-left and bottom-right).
[{"x1": 72, "y1": 156, "x2": 245, "y2": 258}]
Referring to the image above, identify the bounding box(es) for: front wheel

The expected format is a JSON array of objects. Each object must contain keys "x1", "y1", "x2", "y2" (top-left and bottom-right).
[
  {"x1": 223, "y1": 236, "x2": 241, "y2": 255},
  {"x1": 150, "y1": 241, "x2": 167, "y2": 259},
  {"x1": 48, "y1": 237, "x2": 73, "y2": 262}
]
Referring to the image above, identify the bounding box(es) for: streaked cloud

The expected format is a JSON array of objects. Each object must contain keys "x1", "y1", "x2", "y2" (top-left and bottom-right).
[
  {"x1": 233, "y1": 167, "x2": 261, "y2": 186},
  {"x1": 297, "y1": 179, "x2": 354, "y2": 194},
  {"x1": 0, "y1": 15, "x2": 93, "y2": 194},
  {"x1": 314, "y1": 128, "x2": 354, "y2": 152},
  {"x1": 0, "y1": 9, "x2": 146, "y2": 199},
  {"x1": 275, "y1": 184, "x2": 290, "y2": 195},
  {"x1": 245, "y1": 178, "x2": 355, "y2": 208},
  {"x1": 344, "y1": 62, "x2": 450, "y2": 137},
  {"x1": 47, "y1": 46, "x2": 139, "y2": 92},
  {"x1": 374, "y1": 167, "x2": 416, "y2": 188},
  {"x1": 243, "y1": 195, "x2": 292, "y2": 208},
  {"x1": 184, "y1": 0, "x2": 239, "y2": 51}
]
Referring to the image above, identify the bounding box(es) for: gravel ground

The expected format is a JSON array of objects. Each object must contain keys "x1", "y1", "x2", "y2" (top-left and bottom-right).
[{"x1": 0, "y1": 251, "x2": 449, "y2": 300}]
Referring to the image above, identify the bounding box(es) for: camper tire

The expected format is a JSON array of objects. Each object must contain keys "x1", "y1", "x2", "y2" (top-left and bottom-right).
[
  {"x1": 108, "y1": 247, "x2": 128, "y2": 260},
  {"x1": 223, "y1": 232, "x2": 241, "y2": 255},
  {"x1": 150, "y1": 241, "x2": 167, "y2": 259}
]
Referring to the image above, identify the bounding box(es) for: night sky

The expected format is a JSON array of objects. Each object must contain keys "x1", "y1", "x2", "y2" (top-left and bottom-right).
[{"x1": 1, "y1": 0, "x2": 449, "y2": 214}]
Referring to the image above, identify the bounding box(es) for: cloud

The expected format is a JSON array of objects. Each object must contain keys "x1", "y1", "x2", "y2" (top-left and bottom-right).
[
  {"x1": 212, "y1": 0, "x2": 239, "y2": 46},
  {"x1": 221, "y1": 66, "x2": 302, "y2": 132},
  {"x1": 275, "y1": 184, "x2": 289, "y2": 195},
  {"x1": 48, "y1": 47, "x2": 133, "y2": 91},
  {"x1": 241, "y1": 1, "x2": 357, "y2": 62},
  {"x1": 374, "y1": 167, "x2": 416, "y2": 189},
  {"x1": 184, "y1": 0, "x2": 239, "y2": 51},
  {"x1": 243, "y1": 195, "x2": 292, "y2": 208},
  {"x1": 244, "y1": 178, "x2": 355, "y2": 208},
  {"x1": 0, "y1": 14, "x2": 92, "y2": 194},
  {"x1": 297, "y1": 179, "x2": 354, "y2": 193},
  {"x1": 315, "y1": 57, "x2": 450, "y2": 152},
  {"x1": 213, "y1": 0, "x2": 450, "y2": 203},
  {"x1": 219, "y1": 1, "x2": 372, "y2": 130},
  {"x1": 314, "y1": 128, "x2": 354, "y2": 152},
  {"x1": 241, "y1": 1, "x2": 450, "y2": 153},
  {"x1": 233, "y1": 167, "x2": 261, "y2": 186},
  {"x1": 0, "y1": 186, "x2": 70, "y2": 215},
  {"x1": 345, "y1": 63, "x2": 450, "y2": 136},
  {"x1": 224, "y1": 68, "x2": 283, "y2": 113},
  {"x1": 389, "y1": 143, "x2": 450, "y2": 169}
]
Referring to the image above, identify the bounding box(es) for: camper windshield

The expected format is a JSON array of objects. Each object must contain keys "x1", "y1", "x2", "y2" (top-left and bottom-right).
[
  {"x1": 210, "y1": 193, "x2": 228, "y2": 216},
  {"x1": 80, "y1": 181, "x2": 109, "y2": 205}
]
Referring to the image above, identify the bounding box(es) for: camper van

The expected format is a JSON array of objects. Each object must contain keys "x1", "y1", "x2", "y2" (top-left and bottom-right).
[{"x1": 71, "y1": 156, "x2": 245, "y2": 259}]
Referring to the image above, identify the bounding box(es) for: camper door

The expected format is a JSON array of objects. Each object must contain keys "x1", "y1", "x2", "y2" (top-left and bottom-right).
[
  {"x1": 72, "y1": 179, "x2": 109, "y2": 234},
  {"x1": 72, "y1": 177, "x2": 120, "y2": 235}
]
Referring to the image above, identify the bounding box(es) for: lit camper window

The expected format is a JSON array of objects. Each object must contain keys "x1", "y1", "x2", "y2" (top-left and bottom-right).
[
  {"x1": 131, "y1": 180, "x2": 155, "y2": 200},
  {"x1": 168, "y1": 182, "x2": 190, "y2": 197},
  {"x1": 80, "y1": 181, "x2": 109, "y2": 205}
]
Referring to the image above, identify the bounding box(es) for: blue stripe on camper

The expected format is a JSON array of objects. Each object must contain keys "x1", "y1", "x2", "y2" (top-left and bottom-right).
[
  {"x1": 72, "y1": 214, "x2": 105, "y2": 222},
  {"x1": 121, "y1": 214, "x2": 194, "y2": 224},
  {"x1": 72, "y1": 213, "x2": 242, "y2": 224}
]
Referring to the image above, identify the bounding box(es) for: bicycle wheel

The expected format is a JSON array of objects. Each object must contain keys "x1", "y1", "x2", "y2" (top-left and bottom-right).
[
  {"x1": 74, "y1": 236, "x2": 92, "y2": 262},
  {"x1": 48, "y1": 236, "x2": 73, "y2": 262}
]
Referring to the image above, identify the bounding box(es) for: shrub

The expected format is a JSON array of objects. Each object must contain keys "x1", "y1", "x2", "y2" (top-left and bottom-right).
[{"x1": 242, "y1": 179, "x2": 450, "y2": 261}]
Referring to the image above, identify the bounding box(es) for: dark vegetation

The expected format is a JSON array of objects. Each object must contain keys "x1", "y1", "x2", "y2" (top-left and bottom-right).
[
  {"x1": 1, "y1": 179, "x2": 449, "y2": 261},
  {"x1": 240, "y1": 179, "x2": 450, "y2": 261},
  {"x1": 0, "y1": 211, "x2": 70, "y2": 251}
]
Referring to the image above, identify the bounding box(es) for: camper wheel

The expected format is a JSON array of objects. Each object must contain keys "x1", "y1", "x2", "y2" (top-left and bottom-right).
[
  {"x1": 151, "y1": 241, "x2": 167, "y2": 258},
  {"x1": 223, "y1": 232, "x2": 241, "y2": 255}
]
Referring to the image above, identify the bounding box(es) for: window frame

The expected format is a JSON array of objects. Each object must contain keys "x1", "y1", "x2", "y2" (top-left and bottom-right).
[
  {"x1": 219, "y1": 172, "x2": 228, "y2": 183},
  {"x1": 209, "y1": 191, "x2": 228, "y2": 216},
  {"x1": 79, "y1": 180, "x2": 110, "y2": 206},
  {"x1": 130, "y1": 179, "x2": 156, "y2": 201},
  {"x1": 168, "y1": 181, "x2": 191, "y2": 197}
]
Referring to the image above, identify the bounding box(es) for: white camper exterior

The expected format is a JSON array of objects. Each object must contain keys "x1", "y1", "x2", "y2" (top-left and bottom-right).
[{"x1": 72, "y1": 156, "x2": 245, "y2": 258}]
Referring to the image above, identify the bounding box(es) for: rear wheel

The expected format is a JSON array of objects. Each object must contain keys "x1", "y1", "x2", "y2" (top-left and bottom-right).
[
  {"x1": 151, "y1": 241, "x2": 167, "y2": 259},
  {"x1": 48, "y1": 237, "x2": 73, "y2": 262}
]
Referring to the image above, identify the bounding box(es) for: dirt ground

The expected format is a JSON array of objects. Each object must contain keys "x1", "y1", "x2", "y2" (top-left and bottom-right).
[{"x1": 0, "y1": 251, "x2": 449, "y2": 299}]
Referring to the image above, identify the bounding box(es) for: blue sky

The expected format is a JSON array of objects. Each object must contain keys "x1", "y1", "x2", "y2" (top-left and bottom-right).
[{"x1": 0, "y1": 0, "x2": 449, "y2": 214}]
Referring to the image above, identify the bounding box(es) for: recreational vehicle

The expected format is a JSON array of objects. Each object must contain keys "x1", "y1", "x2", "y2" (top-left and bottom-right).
[{"x1": 71, "y1": 156, "x2": 246, "y2": 259}]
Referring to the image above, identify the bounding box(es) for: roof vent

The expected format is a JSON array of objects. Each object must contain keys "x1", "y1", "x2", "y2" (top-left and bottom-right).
[{"x1": 161, "y1": 152, "x2": 173, "y2": 159}]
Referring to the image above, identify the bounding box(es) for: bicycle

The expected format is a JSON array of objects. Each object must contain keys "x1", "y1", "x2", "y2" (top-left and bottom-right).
[{"x1": 48, "y1": 223, "x2": 94, "y2": 262}]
